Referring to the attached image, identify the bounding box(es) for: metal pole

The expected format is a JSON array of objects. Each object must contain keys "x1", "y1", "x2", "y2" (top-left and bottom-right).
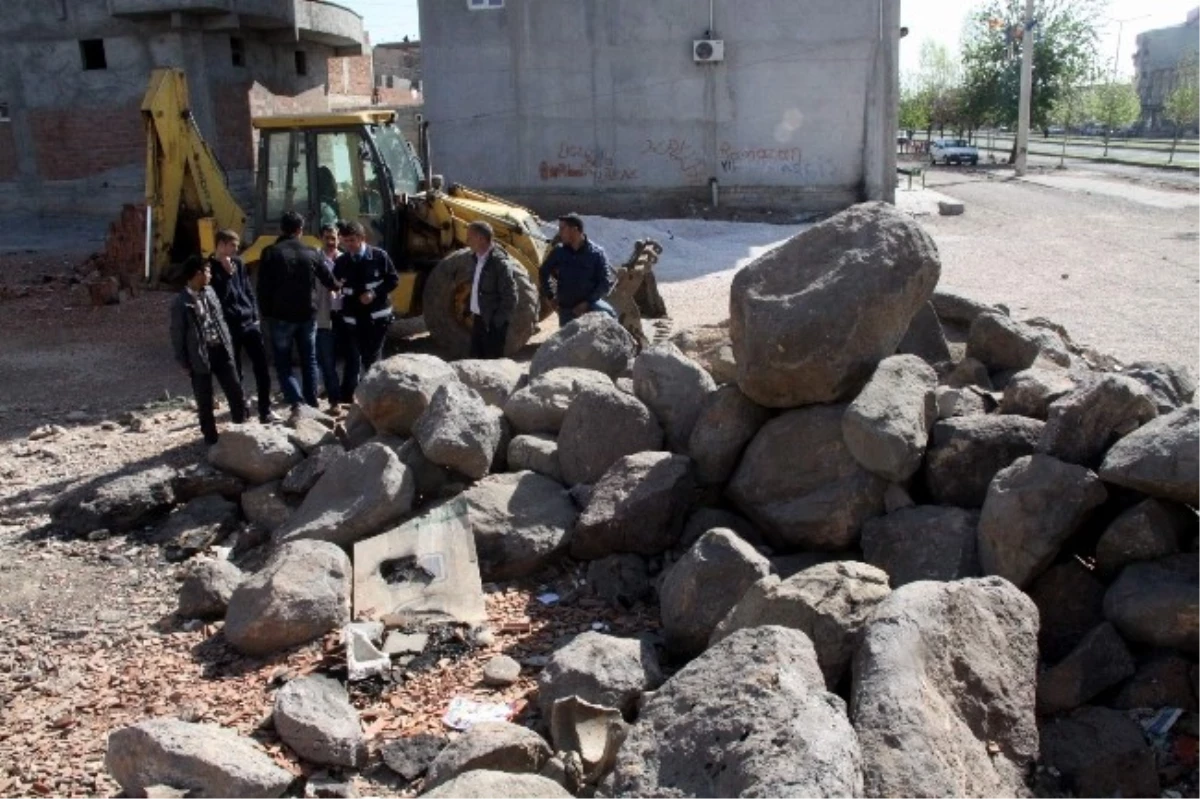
[{"x1": 1015, "y1": 0, "x2": 1035, "y2": 176}]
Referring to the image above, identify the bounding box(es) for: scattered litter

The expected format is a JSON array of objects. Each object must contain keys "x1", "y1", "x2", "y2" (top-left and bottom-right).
[
  {"x1": 344, "y1": 625, "x2": 390, "y2": 682},
  {"x1": 1144, "y1": 707, "x2": 1183, "y2": 737},
  {"x1": 591, "y1": 622, "x2": 610, "y2": 632},
  {"x1": 442, "y1": 696, "x2": 518, "y2": 731},
  {"x1": 536, "y1": 592, "x2": 561, "y2": 606},
  {"x1": 383, "y1": 631, "x2": 429, "y2": 656}
]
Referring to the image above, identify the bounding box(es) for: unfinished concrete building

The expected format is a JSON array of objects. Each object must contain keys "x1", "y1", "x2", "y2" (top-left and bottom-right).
[
  {"x1": 0, "y1": 0, "x2": 368, "y2": 217},
  {"x1": 373, "y1": 40, "x2": 422, "y2": 104},
  {"x1": 1133, "y1": 8, "x2": 1200, "y2": 133}
]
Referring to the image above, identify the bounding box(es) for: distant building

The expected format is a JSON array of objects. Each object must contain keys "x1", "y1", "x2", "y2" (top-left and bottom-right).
[
  {"x1": 1132, "y1": 9, "x2": 1200, "y2": 132},
  {"x1": 374, "y1": 40, "x2": 423, "y2": 105}
]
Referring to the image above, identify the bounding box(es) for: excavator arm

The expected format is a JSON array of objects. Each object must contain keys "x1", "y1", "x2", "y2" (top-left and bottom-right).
[{"x1": 143, "y1": 68, "x2": 246, "y2": 284}]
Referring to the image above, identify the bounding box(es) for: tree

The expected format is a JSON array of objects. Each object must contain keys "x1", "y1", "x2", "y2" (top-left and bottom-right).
[
  {"x1": 899, "y1": 84, "x2": 930, "y2": 134},
  {"x1": 1049, "y1": 65, "x2": 1094, "y2": 166},
  {"x1": 1088, "y1": 78, "x2": 1140, "y2": 157},
  {"x1": 918, "y1": 40, "x2": 962, "y2": 140},
  {"x1": 1163, "y1": 53, "x2": 1199, "y2": 164}
]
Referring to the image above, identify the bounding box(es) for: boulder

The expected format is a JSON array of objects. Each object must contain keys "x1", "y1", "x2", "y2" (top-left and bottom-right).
[
  {"x1": 557, "y1": 384, "x2": 663, "y2": 486},
  {"x1": 1039, "y1": 707, "x2": 1160, "y2": 799},
  {"x1": 502, "y1": 368, "x2": 612, "y2": 435},
  {"x1": 934, "y1": 385, "x2": 988, "y2": 419},
  {"x1": 711, "y1": 561, "x2": 891, "y2": 688},
  {"x1": 883, "y1": 482, "x2": 915, "y2": 512},
  {"x1": 390, "y1": 438, "x2": 456, "y2": 500},
  {"x1": 355, "y1": 354, "x2": 459, "y2": 436},
  {"x1": 603, "y1": 626, "x2": 863, "y2": 798},
  {"x1": 451, "y1": 359, "x2": 525, "y2": 408},
  {"x1": 421, "y1": 771, "x2": 570, "y2": 799},
  {"x1": 281, "y1": 445, "x2": 342, "y2": 495},
  {"x1": 413, "y1": 382, "x2": 503, "y2": 480},
  {"x1": 151, "y1": 494, "x2": 239, "y2": 561},
  {"x1": 1000, "y1": 366, "x2": 1076, "y2": 419},
  {"x1": 852, "y1": 578, "x2": 1039, "y2": 797},
  {"x1": 687, "y1": 385, "x2": 771, "y2": 486},
  {"x1": 669, "y1": 321, "x2": 737, "y2": 385},
  {"x1": 860, "y1": 506, "x2": 980, "y2": 587},
  {"x1": 506, "y1": 434, "x2": 562, "y2": 483},
  {"x1": 585, "y1": 555, "x2": 653, "y2": 609},
  {"x1": 273, "y1": 676, "x2": 366, "y2": 768},
  {"x1": 965, "y1": 311, "x2": 1069, "y2": 372},
  {"x1": 679, "y1": 507, "x2": 763, "y2": 551},
  {"x1": 842, "y1": 354, "x2": 937, "y2": 482},
  {"x1": 631, "y1": 342, "x2": 716, "y2": 452},
  {"x1": 482, "y1": 655, "x2": 522, "y2": 687},
  {"x1": 1027, "y1": 562, "x2": 1107, "y2": 664},
  {"x1": 529, "y1": 313, "x2": 636, "y2": 380},
  {"x1": 380, "y1": 734, "x2": 446, "y2": 782},
  {"x1": 942, "y1": 357, "x2": 993, "y2": 390},
  {"x1": 461, "y1": 471, "x2": 576, "y2": 581},
  {"x1": 224, "y1": 540, "x2": 351, "y2": 657},
  {"x1": 172, "y1": 462, "x2": 245, "y2": 503},
  {"x1": 1039, "y1": 375, "x2": 1158, "y2": 467},
  {"x1": 424, "y1": 722, "x2": 552, "y2": 790},
  {"x1": 52, "y1": 464, "x2": 177, "y2": 535},
  {"x1": 1094, "y1": 498, "x2": 1191, "y2": 577},
  {"x1": 977, "y1": 454, "x2": 1107, "y2": 589},
  {"x1": 730, "y1": 201, "x2": 940, "y2": 407},
  {"x1": 1123, "y1": 361, "x2": 1198, "y2": 413},
  {"x1": 930, "y1": 287, "x2": 1000, "y2": 326},
  {"x1": 896, "y1": 301, "x2": 952, "y2": 365},
  {"x1": 1109, "y1": 653, "x2": 1199, "y2": 710},
  {"x1": 1099, "y1": 404, "x2": 1199, "y2": 505},
  {"x1": 274, "y1": 443, "x2": 415, "y2": 548},
  {"x1": 1036, "y1": 622, "x2": 1136, "y2": 715},
  {"x1": 659, "y1": 529, "x2": 774, "y2": 658},
  {"x1": 728, "y1": 404, "x2": 887, "y2": 551},
  {"x1": 570, "y1": 452, "x2": 692, "y2": 560},
  {"x1": 339, "y1": 404, "x2": 376, "y2": 450},
  {"x1": 1104, "y1": 554, "x2": 1198, "y2": 652},
  {"x1": 537, "y1": 632, "x2": 662, "y2": 718},
  {"x1": 286, "y1": 418, "x2": 337, "y2": 455},
  {"x1": 105, "y1": 719, "x2": 293, "y2": 798},
  {"x1": 178, "y1": 558, "x2": 243, "y2": 620},
  {"x1": 924, "y1": 415, "x2": 1044, "y2": 508},
  {"x1": 208, "y1": 425, "x2": 302, "y2": 485},
  {"x1": 240, "y1": 481, "x2": 293, "y2": 532}
]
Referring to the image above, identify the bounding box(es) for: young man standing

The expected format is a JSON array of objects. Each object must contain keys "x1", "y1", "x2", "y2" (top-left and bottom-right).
[
  {"x1": 334, "y1": 221, "x2": 399, "y2": 398},
  {"x1": 539, "y1": 213, "x2": 616, "y2": 327},
  {"x1": 315, "y1": 223, "x2": 343, "y2": 411},
  {"x1": 170, "y1": 257, "x2": 247, "y2": 445},
  {"x1": 256, "y1": 211, "x2": 337, "y2": 415},
  {"x1": 207, "y1": 228, "x2": 279, "y2": 423},
  {"x1": 465, "y1": 221, "x2": 519, "y2": 359}
]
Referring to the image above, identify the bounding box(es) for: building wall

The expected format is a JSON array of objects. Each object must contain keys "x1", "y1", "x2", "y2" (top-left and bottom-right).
[
  {"x1": 1133, "y1": 14, "x2": 1200, "y2": 130},
  {"x1": 417, "y1": 0, "x2": 898, "y2": 215},
  {"x1": 374, "y1": 41, "x2": 422, "y2": 105}
]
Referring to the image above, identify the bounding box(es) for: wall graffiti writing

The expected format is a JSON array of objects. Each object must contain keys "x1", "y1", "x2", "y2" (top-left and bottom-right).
[
  {"x1": 539, "y1": 141, "x2": 638, "y2": 183},
  {"x1": 641, "y1": 137, "x2": 706, "y2": 181},
  {"x1": 718, "y1": 141, "x2": 802, "y2": 174}
]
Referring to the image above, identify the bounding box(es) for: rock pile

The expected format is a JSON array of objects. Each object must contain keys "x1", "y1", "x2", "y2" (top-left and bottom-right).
[{"x1": 86, "y1": 202, "x2": 1196, "y2": 798}]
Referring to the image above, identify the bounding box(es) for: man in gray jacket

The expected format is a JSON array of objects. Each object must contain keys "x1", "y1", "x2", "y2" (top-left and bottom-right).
[
  {"x1": 170, "y1": 256, "x2": 246, "y2": 444},
  {"x1": 465, "y1": 221, "x2": 519, "y2": 359}
]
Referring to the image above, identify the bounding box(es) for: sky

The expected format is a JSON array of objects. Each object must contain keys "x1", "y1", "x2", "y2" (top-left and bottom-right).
[{"x1": 339, "y1": 0, "x2": 1197, "y2": 77}]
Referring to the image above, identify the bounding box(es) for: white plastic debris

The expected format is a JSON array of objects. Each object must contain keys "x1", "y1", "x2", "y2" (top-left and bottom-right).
[
  {"x1": 536, "y1": 592, "x2": 561, "y2": 606},
  {"x1": 344, "y1": 624, "x2": 390, "y2": 682},
  {"x1": 442, "y1": 696, "x2": 518, "y2": 731}
]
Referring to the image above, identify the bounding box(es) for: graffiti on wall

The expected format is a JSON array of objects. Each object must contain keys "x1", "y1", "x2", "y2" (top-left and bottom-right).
[
  {"x1": 640, "y1": 137, "x2": 706, "y2": 181},
  {"x1": 717, "y1": 141, "x2": 835, "y2": 181},
  {"x1": 539, "y1": 141, "x2": 639, "y2": 183}
]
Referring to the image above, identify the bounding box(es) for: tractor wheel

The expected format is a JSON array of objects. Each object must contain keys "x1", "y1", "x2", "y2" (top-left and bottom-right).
[{"x1": 421, "y1": 248, "x2": 541, "y2": 360}]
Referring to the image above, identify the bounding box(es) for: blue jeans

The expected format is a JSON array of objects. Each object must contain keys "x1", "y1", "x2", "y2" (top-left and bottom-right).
[
  {"x1": 557, "y1": 298, "x2": 617, "y2": 328},
  {"x1": 267, "y1": 318, "x2": 318, "y2": 407},
  {"x1": 316, "y1": 327, "x2": 340, "y2": 405}
]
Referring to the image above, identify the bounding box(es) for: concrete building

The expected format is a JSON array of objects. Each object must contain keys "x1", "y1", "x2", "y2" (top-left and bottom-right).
[
  {"x1": 0, "y1": 0, "x2": 367, "y2": 217},
  {"x1": 374, "y1": 39, "x2": 422, "y2": 104},
  {"x1": 417, "y1": 0, "x2": 899, "y2": 215},
  {"x1": 1133, "y1": 8, "x2": 1200, "y2": 132}
]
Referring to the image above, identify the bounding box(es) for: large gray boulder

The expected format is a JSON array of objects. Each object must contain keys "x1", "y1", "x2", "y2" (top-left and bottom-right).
[
  {"x1": 728, "y1": 404, "x2": 887, "y2": 551},
  {"x1": 1094, "y1": 498, "x2": 1192, "y2": 577},
  {"x1": 529, "y1": 313, "x2": 636, "y2": 379},
  {"x1": 1123, "y1": 360, "x2": 1197, "y2": 413},
  {"x1": 924, "y1": 415, "x2": 1044, "y2": 507},
  {"x1": 208, "y1": 425, "x2": 303, "y2": 485},
  {"x1": 585, "y1": 554, "x2": 653, "y2": 609},
  {"x1": 1036, "y1": 622, "x2": 1135, "y2": 715},
  {"x1": 425, "y1": 723, "x2": 553, "y2": 790},
  {"x1": 451, "y1": 358, "x2": 526, "y2": 408},
  {"x1": 274, "y1": 443, "x2": 415, "y2": 548},
  {"x1": 280, "y1": 444, "x2": 342, "y2": 496},
  {"x1": 52, "y1": 464, "x2": 177, "y2": 535},
  {"x1": 1104, "y1": 554, "x2": 1198, "y2": 652},
  {"x1": 272, "y1": 676, "x2": 366, "y2": 768},
  {"x1": 1109, "y1": 653, "x2": 1199, "y2": 710},
  {"x1": 851, "y1": 578, "x2": 1039, "y2": 798},
  {"x1": 224, "y1": 540, "x2": 351, "y2": 657},
  {"x1": 355, "y1": 354, "x2": 459, "y2": 436},
  {"x1": 557, "y1": 383, "x2": 663, "y2": 486},
  {"x1": 178, "y1": 558, "x2": 243, "y2": 620},
  {"x1": 711, "y1": 561, "x2": 891, "y2": 688},
  {"x1": 977, "y1": 454, "x2": 1107, "y2": 589},
  {"x1": 860, "y1": 506, "x2": 979, "y2": 587},
  {"x1": 506, "y1": 434, "x2": 562, "y2": 483},
  {"x1": 687, "y1": 385, "x2": 771, "y2": 486},
  {"x1": 1039, "y1": 707, "x2": 1161, "y2": 799},
  {"x1": 659, "y1": 529, "x2": 774, "y2": 658},
  {"x1": 570, "y1": 452, "x2": 692, "y2": 560},
  {"x1": 1028, "y1": 562, "x2": 1107, "y2": 664},
  {"x1": 172, "y1": 462, "x2": 245, "y2": 503},
  {"x1": 965, "y1": 311, "x2": 1069, "y2": 372},
  {"x1": 105, "y1": 719, "x2": 293, "y2": 798},
  {"x1": 537, "y1": 632, "x2": 662, "y2": 718},
  {"x1": 896, "y1": 301, "x2": 952, "y2": 365},
  {"x1": 422, "y1": 771, "x2": 570, "y2": 799},
  {"x1": 503, "y1": 368, "x2": 612, "y2": 435},
  {"x1": 632, "y1": 342, "x2": 717, "y2": 452},
  {"x1": 414, "y1": 382, "x2": 503, "y2": 480},
  {"x1": 1039, "y1": 374, "x2": 1158, "y2": 467},
  {"x1": 842, "y1": 354, "x2": 937, "y2": 482},
  {"x1": 930, "y1": 287, "x2": 999, "y2": 326},
  {"x1": 1098, "y1": 404, "x2": 1199, "y2": 505},
  {"x1": 604, "y1": 626, "x2": 863, "y2": 798},
  {"x1": 670, "y1": 321, "x2": 738, "y2": 385},
  {"x1": 1000, "y1": 366, "x2": 1076, "y2": 419},
  {"x1": 679, "y1": 506, "x2": 763, "y2": 551},
  {"x1": 462, "y1": 471, "x2": 577, "y2": 581},
  {"x1": 240, "y1": 481, "x2": 293, "y2": 532},
  {"x1": 730, "y1": 201, "x2": 940, "y2": 407},
  {"x1": 152, "y1": 494, "x2": 239, "y2": 561}
]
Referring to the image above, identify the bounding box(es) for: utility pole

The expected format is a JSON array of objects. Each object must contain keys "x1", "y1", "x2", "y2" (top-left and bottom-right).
[
  {"x1": 1111, "y1": 15, "x2": 1149, "y2": 81},
  {"x1": 1015, "y1": 0, "x2": 1035, "y2": 176}
]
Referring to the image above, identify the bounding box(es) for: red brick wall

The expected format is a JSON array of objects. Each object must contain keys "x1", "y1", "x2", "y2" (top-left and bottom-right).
[
  {"x1": 0, "y1": 124, "x2": 17, "y2": 181},
  {"x1": 30, "y1": 100, "x2": 143, "y2": 181},
  {"x1": 328, "y1": 52, "x2": 374, "y2": 99}
]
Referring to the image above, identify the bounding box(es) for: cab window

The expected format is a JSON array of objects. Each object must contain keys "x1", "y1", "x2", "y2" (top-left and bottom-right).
[
  {"x1": 372, "y1": 124, "x2": 424, "y2": 196},
  {"x1": 314, "y1": 131, "x2": 383, "y2": 242},
  {"x1": 263, "y1": 130, "x2": 311, "y2": 224}
]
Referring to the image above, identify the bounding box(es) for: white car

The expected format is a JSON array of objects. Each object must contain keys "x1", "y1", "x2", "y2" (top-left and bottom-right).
[{"x1": 930, "y1": 138, "x2": 979, "y2": 166}]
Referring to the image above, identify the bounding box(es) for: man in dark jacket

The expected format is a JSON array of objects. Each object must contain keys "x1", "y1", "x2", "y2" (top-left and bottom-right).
[
  {"x1": 539, "y1": 212, "x2": 616, "y2": 327},
  {"x1": 257, "y1": 211, "x2": 337, "y2": 413},
  {"x1": 465, "y1": 221, "x2": 519, "y2": 359},
  {"x1": 333, "y1": 221, "x2": 399, "y2": 397},
  {"x1": 207, "y1": 228, "x2": 278, "y2": 423},
  {"x1": 170, "y1": 257, "x2": 246, "y2": 445}
]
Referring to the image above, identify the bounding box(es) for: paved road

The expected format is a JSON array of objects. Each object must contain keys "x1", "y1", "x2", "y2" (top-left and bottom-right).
[
  {"x1": 978, "y1": 134, "x2": 1199, "y2": 167},
  {"x1": 909, "y1": 167, "x2": 1199, "y2": 371}
]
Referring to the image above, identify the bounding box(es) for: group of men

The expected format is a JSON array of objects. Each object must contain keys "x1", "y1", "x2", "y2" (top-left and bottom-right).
[{"x1": 170, "y1": 210, "x2": 616, "y2": 445}]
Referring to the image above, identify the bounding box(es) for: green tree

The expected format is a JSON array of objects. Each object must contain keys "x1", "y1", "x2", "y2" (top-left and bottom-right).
[
  {"x1": 1049, "y1": 66, "x2": 1094, "y2": 166},
  {"x1": 899, "y1": 85, "x2": 930, "y2": 133},
  {"x1": 1088, "y1": 78, "x2": 1140, "y2": 157},
  {"x1": 1163, "y1": 53, "x2": 1199, "y2": 164},
  {"x1": 918, "y1": 40, "x2": 962, "y2": 140}
]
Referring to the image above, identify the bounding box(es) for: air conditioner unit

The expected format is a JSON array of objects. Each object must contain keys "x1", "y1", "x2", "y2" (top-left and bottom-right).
[{"x1": 693, "y1": 39, "x2": 725, "y2": 63}]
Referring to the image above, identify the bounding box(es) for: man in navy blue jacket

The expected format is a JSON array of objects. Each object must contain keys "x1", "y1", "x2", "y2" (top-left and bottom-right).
[
  {"x1": 539, "y1": 213, "x2": 616, "y2": 327},
  {"x1": 333, "y1": 221, "x2": 399, "y2": 398}
]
